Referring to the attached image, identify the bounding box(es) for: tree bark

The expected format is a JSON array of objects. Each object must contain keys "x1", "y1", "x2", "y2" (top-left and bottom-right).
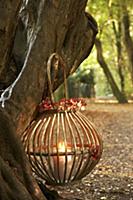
[
  {"x1": 0, "y1": 108, "x2": 46, "y2": 200},
  {"x1": 95, "y1": 38, "x2": 128, "y2": 103},
  {"x1": 1, "y1": 0, "x2": 97, "y2": 134},
  {"x1": 122, "y1": 3, "x2": 133, "y2": 84},
  {"x1": 0, "y1": 0, "x2": 97, "y2": 199},
  {"x1": 110, "y1": 13, "x2": 125, "y2": 94},
  {"x1": 0, "y1": 0, "x2": 22, "y2": 78}
]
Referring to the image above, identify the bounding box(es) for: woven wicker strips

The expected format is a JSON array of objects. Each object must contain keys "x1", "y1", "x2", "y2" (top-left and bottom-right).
[{"x1": 22, "y1": 109, "x2": 102, "y2": 185}]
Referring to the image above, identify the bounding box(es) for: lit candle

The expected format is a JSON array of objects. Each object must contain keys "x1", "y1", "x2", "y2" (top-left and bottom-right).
[{"x1": 53, "y1": 142, "x2": 72, "y2": 183}]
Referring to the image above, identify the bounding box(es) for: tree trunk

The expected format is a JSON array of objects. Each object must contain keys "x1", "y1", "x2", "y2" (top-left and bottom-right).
[
  {"x1": 110, "y1": 13, "x2": 125, "y2": 94},
  {"x1": 0, "y1": 108, "x2": 47, "y2": 200},
  {"x1": 0, "y1": 1, "x2": 97, "y2": 199},
  {"x1": 95, "y1": 38, "x2": 128, "y2": 103},
  {"x1": 121, "y1": 3, "x2": 133, "y2": 84}
]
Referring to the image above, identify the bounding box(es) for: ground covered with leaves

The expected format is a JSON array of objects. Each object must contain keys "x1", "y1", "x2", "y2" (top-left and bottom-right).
[{"x1": 52, "y1": 103, "x2": 133, "y2": 200}]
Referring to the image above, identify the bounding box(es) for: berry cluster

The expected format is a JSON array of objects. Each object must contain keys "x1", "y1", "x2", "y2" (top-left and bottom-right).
[{"x1": 39, "y1": 98, "x2": 86, "y2": 113}]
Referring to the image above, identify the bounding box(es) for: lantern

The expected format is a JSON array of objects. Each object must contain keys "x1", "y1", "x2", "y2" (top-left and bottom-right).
[{"x1": 21, "y1": 53, "x2": 103, "y2": 185}]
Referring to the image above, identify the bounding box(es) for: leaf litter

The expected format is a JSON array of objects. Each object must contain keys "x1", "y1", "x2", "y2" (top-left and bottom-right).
[{"x1": 50, "y1": 103, "x2": 133, "y2": 200}]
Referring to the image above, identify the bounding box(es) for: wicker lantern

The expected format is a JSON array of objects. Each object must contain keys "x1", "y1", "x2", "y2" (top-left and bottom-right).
[{"x1": 21, "y1": 53, "x2": 103, "y2": 185}]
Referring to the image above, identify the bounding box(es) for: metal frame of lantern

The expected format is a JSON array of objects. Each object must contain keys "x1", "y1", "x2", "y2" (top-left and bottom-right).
[{"x1": 21, "y1": 53, "x2": 103, "y2": 185}]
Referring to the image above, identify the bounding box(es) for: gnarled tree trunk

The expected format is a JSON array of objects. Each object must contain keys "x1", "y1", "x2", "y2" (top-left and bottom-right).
[{"x1": 0, "y1": 0, "x2": 97, "y2": 199}]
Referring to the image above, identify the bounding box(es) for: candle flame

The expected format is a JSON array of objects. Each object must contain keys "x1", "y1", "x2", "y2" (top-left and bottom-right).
[
  {"x1": 58, "y1": 142, "x2": 65, "y2": 153},
  {"x1": 58, "y1": 142, "x2": 72, "y2": 162}
]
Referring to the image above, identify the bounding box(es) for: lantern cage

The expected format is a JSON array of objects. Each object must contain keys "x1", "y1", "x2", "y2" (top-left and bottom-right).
[
  {"x1": 21, "y1": 53, "x2": 103, "y2": 185},
  {"x1": 21, "y1": 100, "x2": 103, "y2": 185}
]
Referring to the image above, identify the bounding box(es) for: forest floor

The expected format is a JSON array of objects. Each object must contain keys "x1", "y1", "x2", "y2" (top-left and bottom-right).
[{"x1": 52, "y1": 102, "x2": 133, "y2": 200}]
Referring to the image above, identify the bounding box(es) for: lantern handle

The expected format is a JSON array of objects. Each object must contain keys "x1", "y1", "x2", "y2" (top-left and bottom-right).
[{"x1": 47, "y1": 53, "x2": 68, "y2": 103}]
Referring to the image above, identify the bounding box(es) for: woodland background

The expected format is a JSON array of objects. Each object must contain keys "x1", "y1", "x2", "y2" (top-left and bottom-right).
[{"x1": 56, "y1": 0, "x2": 133, "y2": 103}]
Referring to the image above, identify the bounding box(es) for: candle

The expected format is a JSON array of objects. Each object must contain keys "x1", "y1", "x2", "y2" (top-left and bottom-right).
[{"x1": 53, "y1": 142, "x2": 72, "y2": 183}]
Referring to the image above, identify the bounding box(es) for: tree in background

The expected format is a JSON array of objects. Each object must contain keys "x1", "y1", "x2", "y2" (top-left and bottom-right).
[
  {"x1": 121, "y1": 1, "x2": 133, "y2": 84},
  {"x1": 95, "y1": 38, "x2": 128, "y2": 103},
  {"x1": 108, "y1": 2, "x2": 125, "y2": 94},
  {"x1": 84, "y1": 0, "x2": 133, "y2": 101}
]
